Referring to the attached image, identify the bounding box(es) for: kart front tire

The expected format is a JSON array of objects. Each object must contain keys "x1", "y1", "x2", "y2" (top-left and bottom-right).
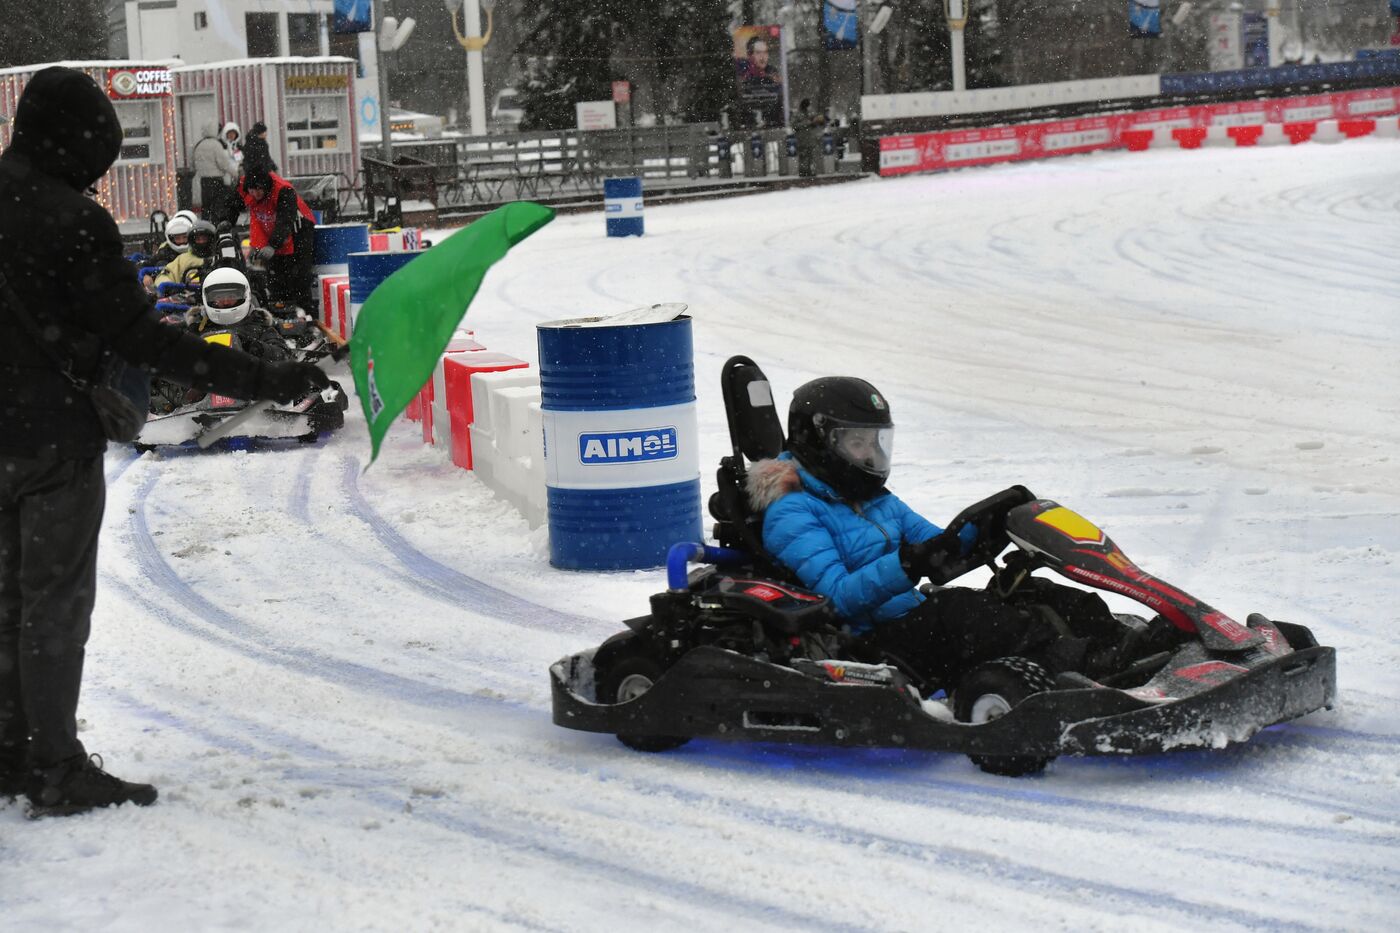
[
  {"x1": 954, "y1": 657, "x2": 1056, "y2": 777},
  {"x1": 596, "y1": 654, "x2": 690, "y2": 753}
]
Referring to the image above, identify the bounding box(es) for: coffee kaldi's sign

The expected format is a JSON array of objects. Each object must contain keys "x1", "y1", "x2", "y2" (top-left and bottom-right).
[{"x1": 107, "y1": 67, "x2": 173, "y2": 99}]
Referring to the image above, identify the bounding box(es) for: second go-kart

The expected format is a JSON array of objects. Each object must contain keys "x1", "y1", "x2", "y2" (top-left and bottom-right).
[
  {"x1": 138, "y1": 268, "x2": 348, "y2": 449},
  {"x1": 551, "y1": 357, "x2": 1336, "y2": 775}
]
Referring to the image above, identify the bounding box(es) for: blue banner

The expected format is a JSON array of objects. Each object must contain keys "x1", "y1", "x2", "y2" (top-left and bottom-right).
[
  {"x1": 824, "y1": 1, "x2": 859, "y2": 51},
  {"x1": 1128, "y1": 0, "x2": 1161, "y2": 38},
  {"x1": 1242, "y1": 12, "x2": 1270, "y2": 68},
  {"x1": 333, "y1": 0, "x2": 373, "y2": 34},
  {"x1": 1160, "y1": 57, "x2": 1400, "y2": 95},
  {"x1": 1392, "y1": 0, "x2": 1400, "y2": 16}
]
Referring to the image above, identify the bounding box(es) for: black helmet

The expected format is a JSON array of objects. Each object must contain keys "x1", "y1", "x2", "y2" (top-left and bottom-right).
[
  {"x1": 787, "y1": 376, "x2": 894, "y2": 501},
  {"x1": 188, "y1": 220, "x2": 218, "y2": 259}
]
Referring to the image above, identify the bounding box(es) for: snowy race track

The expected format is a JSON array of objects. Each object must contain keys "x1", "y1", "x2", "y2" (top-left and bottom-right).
[{"x1": 3, "y1": 141, "x2": 1399, "y2": 931}]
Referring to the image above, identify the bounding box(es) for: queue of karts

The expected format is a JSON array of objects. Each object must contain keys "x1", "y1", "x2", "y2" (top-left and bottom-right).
[
  {"x1": 130, "y1": 210, "x2": 347, "y2": 450},
  {"x1": 551, "y1": 357, "x2": 1338, "y2": 775}
]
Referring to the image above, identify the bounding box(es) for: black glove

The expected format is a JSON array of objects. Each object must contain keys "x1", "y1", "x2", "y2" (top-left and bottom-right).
[
  {"x1": 899, "y1": 531, "x2": 962, "y2": 585},
  {"x1": 257, "y1": 361, "x2": 330, "y2": 404},
  {"x1": 254, "y1": 245, "x2": 276, "y2": 262}
]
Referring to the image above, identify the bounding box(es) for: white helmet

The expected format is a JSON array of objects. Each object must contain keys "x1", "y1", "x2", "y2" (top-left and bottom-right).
[
  {"x1": 201, "y1": 266, "x2": 252, "y2": 326},
  {"x1": 165, "y1": 209, "x2": 198, "y2": 254}
]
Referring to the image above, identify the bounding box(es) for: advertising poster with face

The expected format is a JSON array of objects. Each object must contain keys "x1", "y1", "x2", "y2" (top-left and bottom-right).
[{"x1": 733, "y1": 25, "x2": 788, "y2": 128}]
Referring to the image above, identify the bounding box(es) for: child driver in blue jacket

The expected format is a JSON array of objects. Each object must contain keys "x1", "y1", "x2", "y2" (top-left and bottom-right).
[{"x1": 747, "y1": 376, "x2": 1147, "y2": 692}]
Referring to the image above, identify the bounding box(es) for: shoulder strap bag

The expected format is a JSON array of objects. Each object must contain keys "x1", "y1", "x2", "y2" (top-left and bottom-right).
[{"x1": 0, "y1": 267, "x2": 152, "y2": 443}]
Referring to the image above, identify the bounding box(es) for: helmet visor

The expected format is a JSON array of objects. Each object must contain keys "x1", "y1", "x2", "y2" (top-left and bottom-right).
[
  {"x1": 204, "y1": 285, "x2": 246, "y2": 310},
  {"x1": 168, "y1": 233, "x2": 189, "y2": 246},
  {"x1": 826, "y1": 423, "x2": 894, "y2": 480}
]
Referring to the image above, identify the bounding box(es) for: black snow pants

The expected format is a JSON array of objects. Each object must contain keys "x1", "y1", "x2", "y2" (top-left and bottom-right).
[
  {"x1": 858, "y1": 580, "x2": 1124, "y2": 693},
  {"x1": 0, "y1": 454, "x2": 105, "y2": 770},
  {"x1": 266, "y1": 224, "x2": 316, "y2": 310}
]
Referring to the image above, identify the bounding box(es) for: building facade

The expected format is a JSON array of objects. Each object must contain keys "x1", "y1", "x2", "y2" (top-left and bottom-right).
[{"x1": 119, "y1": 0, "x2": 383, "y2": 141}]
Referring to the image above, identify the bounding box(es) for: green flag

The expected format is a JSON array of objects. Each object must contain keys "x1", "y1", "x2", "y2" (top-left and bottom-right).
[{"x1": 349, "y1": 202, "x2": 554, "y2": 464}]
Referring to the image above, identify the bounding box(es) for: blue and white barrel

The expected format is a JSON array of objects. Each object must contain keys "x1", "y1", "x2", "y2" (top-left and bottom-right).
[
  {"x1": 347, "y1": 249, "x2": 423, "y2": 336},
  {"x1": 603, "y1": 176, "x2": 644, "y2": 238},
  {"x1": 537, "y1": 315, "x2": 701, "y2": 570},
  {"x1": 313, "y1": 222, "x2": 370, "y2": 277}
]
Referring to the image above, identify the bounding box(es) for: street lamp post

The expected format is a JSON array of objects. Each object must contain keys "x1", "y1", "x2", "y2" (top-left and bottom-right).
[
  {"x1": 377, "y1": 1, "x2": 394, "y2": 161},
  {"x1": 376, "y1": 3, "x2": 417, "y2": 161},
  {"x1": 860, "y1": 3, "x2": 893, "y2": 96},
  {"x1": 947, "y1": 0, "x2": 968, "y2": 92},
  {"x1": 449, "y1": 0, "x2": 496, "y2": 137}
]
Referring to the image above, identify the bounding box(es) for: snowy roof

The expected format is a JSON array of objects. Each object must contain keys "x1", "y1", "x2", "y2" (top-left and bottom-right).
[
  {"x1": 170, "y1": 56, "x2": 356, "y2": 72},
  {"x1": 0, "y1": 59, "x2": 179, "y2": 77}
]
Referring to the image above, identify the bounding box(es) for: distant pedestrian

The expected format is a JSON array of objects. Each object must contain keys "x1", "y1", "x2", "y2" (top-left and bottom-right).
[
  {"x1": 221, "y1": 121, "x2": 243, "y2": 168},
  {"x1": 190, "y1": 120, "x2": 238, "y2": 213},
  {"x1": 241, "y1": 121, "x2": 277, "y2": 177}
]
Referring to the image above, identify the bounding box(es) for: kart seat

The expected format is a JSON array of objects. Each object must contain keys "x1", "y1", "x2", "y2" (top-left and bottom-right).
[{"x1": 707, "y1": 356, "x2": 793, "y2": 581}]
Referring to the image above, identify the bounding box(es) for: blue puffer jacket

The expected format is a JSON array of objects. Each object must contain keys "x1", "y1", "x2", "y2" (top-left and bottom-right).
[{"x1": 749, "y1": 453, "x2": 974, "y2": 634}]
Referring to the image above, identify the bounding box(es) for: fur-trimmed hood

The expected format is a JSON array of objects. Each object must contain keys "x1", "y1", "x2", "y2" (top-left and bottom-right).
[
  {"x1": 747, "y1": 451, "x2": 848, "y2": 511},
  {"x1": 746, "y1": 456, "x2": 801, "y2": 512}
]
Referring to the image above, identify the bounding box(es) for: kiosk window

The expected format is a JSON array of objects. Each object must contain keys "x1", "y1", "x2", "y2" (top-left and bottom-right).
[
  {"x1": 286, "y1": 97, "x2": 344, "y2": 152},
  {"x1": 114, "y1": 101, "x2": 160, "y2": 164}
]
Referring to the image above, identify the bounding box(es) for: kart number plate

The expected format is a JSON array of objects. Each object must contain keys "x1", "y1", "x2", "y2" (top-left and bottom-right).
[{"x1": 209, "y1": 394, "x2": 239, "y2": 409}]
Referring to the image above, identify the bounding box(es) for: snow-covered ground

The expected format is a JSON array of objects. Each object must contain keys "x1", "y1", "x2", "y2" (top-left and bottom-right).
[{"x1": 3, "y1": 141, "x2": 1398, "y2": 931}]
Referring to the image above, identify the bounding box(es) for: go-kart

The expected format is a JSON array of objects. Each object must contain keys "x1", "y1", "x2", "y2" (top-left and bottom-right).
[
  {"x1": 550, "y1": 357, "x2": 1337, "y2": 775},
  {"x1": 138, "y1": 326, "x2": 348, "y2": 449}
]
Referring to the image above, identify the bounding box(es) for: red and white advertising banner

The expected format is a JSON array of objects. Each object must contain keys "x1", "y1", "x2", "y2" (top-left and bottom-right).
[{"x1": 879, "y1": 87, "x2": 1400, "y2": 176}]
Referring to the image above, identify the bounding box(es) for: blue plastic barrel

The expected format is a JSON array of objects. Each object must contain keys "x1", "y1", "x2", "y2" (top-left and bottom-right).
[
  {"x1": 603, "y1": 176, "x2": 644, "y2": 238},
  {"x1": 347, "y1": 250, "x2": 423, "y2": 336},
  {"x1": 537, "y1": 315, "x2": 701, "y2": 570},
  {"x1": 313, "y1": 222, "x2": 370, "y2": 277}
]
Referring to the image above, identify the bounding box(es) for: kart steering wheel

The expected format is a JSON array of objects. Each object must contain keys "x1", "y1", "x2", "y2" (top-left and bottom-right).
[{"x1": 925, "y1": 485, "x2": 1037, "y2": 586}]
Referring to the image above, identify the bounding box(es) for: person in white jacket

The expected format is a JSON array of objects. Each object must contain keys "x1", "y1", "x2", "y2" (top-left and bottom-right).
[
  {"x1": 191, "y1": 121, "x2": 238, "y2": 212},
  {"x1": 221, "y1": 121, "x2": 243, "y2": 168}
]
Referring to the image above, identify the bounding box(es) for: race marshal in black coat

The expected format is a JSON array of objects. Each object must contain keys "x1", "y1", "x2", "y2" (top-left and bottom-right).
[{"x1": 0, "y1": 66, "x2": 329, "y2": 817}]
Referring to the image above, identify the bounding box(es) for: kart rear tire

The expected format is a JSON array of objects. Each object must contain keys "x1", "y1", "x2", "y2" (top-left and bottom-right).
[
  {"x1": 596, "y1": 654, "x2": 690, "y2": 753},
  {"x1": 954, "y1": 657, "x2": 1056, "y2": 777}
]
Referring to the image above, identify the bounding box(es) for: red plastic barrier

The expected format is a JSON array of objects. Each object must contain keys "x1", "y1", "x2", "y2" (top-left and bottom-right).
[
  {"x1": 1337, "y1": 119, "x2": 1376, "y2": 138},
  {"x1": 319, "y1": 275, "x2": 348, "y2": 334},
  {"x1": 1122, "y1": 128, "x2": 1153, "y2": 151},
  {"x1": 1227, "y1": 125, "x2": 1264, "y2": 146},
  {"x1": 442, "y1": 353, "x2": 530, "y2": 469},
  {"x1": 1284, "y1": 122, "x2": 1316, "y2": 144},
  {"x1": 1172, "y1": 127, "x2": 1208, "y2": 149}
]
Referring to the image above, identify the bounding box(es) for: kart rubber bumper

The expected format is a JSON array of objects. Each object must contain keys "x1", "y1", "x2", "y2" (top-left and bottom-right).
[{"x1": 551, "y1": 641, "x2": 1336, "y2": 759}]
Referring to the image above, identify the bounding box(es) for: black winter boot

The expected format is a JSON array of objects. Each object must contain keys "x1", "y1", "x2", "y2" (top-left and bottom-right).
[
  {"x1": 26, "y1": 754, "x2": 158, "y2": 817},
  {"x1": 1, "y1": 765, "x2": 26, "y2": 801}
]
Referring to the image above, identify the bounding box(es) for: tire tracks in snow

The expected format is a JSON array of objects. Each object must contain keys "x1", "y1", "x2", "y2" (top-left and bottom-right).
[{"x1": 118, "y1": 459, "x2": 1388, "y2": 930}]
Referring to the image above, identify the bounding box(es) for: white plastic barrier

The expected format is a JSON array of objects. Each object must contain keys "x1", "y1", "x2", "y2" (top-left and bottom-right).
[
  {"x1": 861, "y1": 74, "x2": 1161, "y2": 121},
  {"x1": 467, "y1": 370, "x2": 546, "y2": 528},
  {"x1": 1311, "y1": 119, "x2": 1344, "y2": 144}
]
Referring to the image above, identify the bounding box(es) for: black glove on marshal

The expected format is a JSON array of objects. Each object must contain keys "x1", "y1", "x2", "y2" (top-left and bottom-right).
[{"x1": 257, "y1": 361, "x2": 330, "y2": 404}]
